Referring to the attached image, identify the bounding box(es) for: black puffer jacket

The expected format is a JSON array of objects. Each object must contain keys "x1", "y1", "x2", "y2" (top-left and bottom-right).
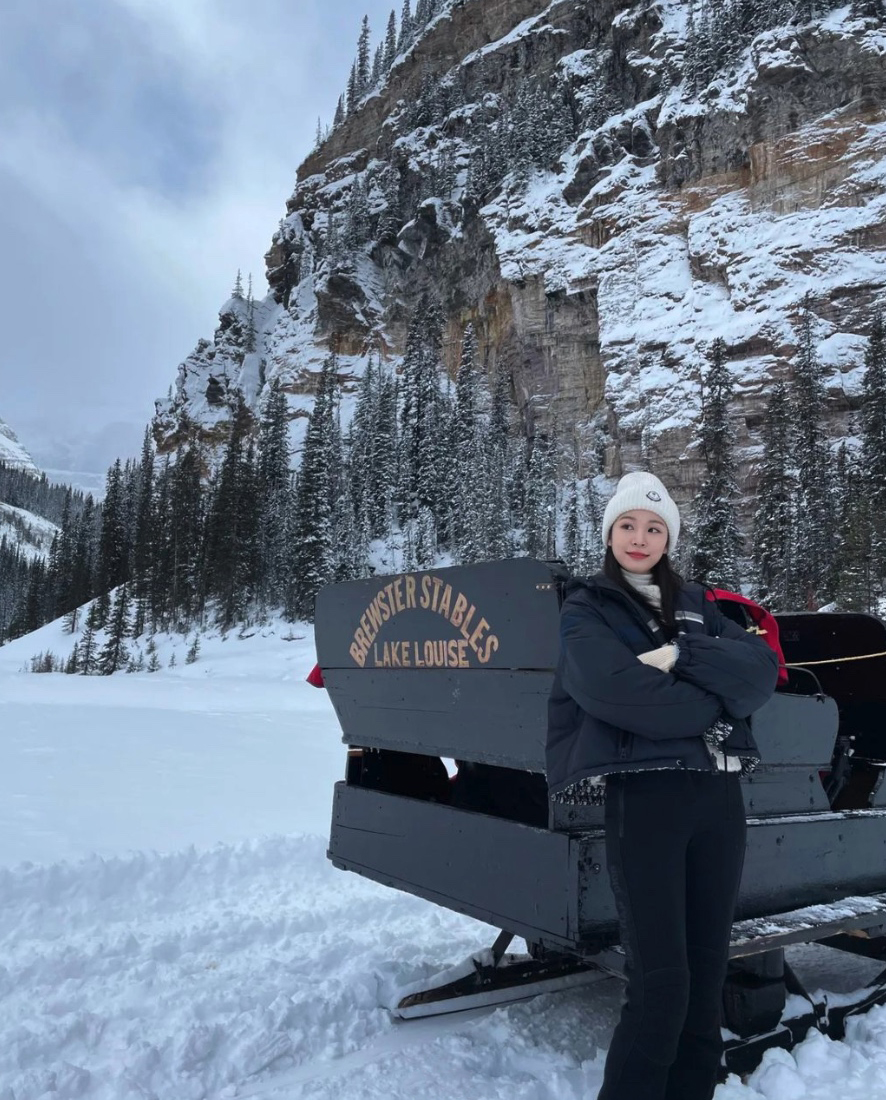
[{"x1": 546, "y1": 575, "x2": 779, "y2": 794}]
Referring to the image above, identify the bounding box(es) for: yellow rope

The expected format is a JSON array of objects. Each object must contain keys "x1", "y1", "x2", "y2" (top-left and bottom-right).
[{"x1": 785, "y1": 650, "x2": 886, "y2": 668}]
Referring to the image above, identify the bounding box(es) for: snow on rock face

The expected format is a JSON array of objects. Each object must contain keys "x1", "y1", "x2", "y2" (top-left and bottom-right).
[
  {"x1": 153, "y1": 0, "x2": 886, "y2": 516},
  {"x1": 0, "y1": 414, "x2": 39, "y2": 475}
]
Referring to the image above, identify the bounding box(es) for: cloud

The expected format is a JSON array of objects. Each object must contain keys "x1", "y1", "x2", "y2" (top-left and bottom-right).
[{"x1": 0, "y1": 0, "x2": 395, "y2": 470}]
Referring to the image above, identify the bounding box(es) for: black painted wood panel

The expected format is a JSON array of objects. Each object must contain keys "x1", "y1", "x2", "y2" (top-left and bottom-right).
[
  {"x1": 329, "y1": 784, "x2": 886, "y2": 955},
  {"x1": 329, "y1": 782, "x2": 575, "y2": 941},
  {"x1": 324, "y1": 667, "x2": 550, "y2": 768}
]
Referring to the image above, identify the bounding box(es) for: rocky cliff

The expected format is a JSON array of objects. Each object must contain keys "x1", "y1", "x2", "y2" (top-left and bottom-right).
[{"x1": 153, "y1": 0, "x2": 886, "y2": 515}]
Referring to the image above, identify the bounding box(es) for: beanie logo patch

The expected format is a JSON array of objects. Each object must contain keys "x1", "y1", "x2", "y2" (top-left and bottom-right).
[{"x1": 646, "y1": 490, "x2": 662, "y2": 502}]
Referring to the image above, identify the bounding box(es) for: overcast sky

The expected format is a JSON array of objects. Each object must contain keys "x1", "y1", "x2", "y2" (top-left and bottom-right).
[{"x1": 0, "y1": 0, "x2": 396, "y2": 473}]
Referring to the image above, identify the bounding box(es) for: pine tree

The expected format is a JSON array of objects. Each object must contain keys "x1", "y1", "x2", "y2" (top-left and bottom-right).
[
  {"x1": 377, "y1": 166, "x2": 402, "y2": 244},
  {"x1": 64, "y1": 643, "x2": 80, "y2": 675},
  {"x1": 257, "y1": 378, "x2": 292, "y2": 608},
  {"x1": 413, "y1": 505, "x2": 437, "y2": 568},
  {"x1": 166, "y1": 444, "x2": 205, "y2": 627},
  {"x1": 149, "y1": 455, "x2": 173, "y2": 628},
  {"x1": 789, "y1": 296, "x2": 834, "y2": 608},
  {"x1": 231, "y1": 437, "x2": 262, "y2": 622},
  {"x1": 398, "y1": 0, "x2": 414, "y2": 52},
  {"x1": 523, "y1": 434, "x2": 557, "y2": 559},
  {"x1": 860, "y1": 310, "x2": 886, "y2": 594},
  {"x1": 46, "y1": 491, "x2": 77, "y2": 621},
  {"x1": 66, "y1": 498, "x2": 96, "y2": 620},
  {"x1": 344, "y1": 175, "x2": 371, "y2": 248},
  {"x1": 78, "y1": 600, "x2": 101, "y2": 674},
  {"x1": 578, "y1": 476, "x2": 604, "y2": 575},
  {"x1": 333, "y1": 95, "x2": 345, "y2": 128},
  {"x1": 357, "y1": 15, "x2": 372, "y2": 94},
  {"x1": 186, "y1": 634, "x2": 201, "y2": 664},
  {"x1": 16, "y1": 554, "x2": 47, "y2": 633},
  {"x1": 371, "y1": 363, "x2": 399, "y2": 537},
  {"x1": 349, "y1": 354, "x2": 398, "y2": 550},
  {"x1": 832, "y1": 445, "x2": 873, "y2": 610},
  {"x1": 204, "y1": 395, "x2": 255, "y2": 626},
  {"x1": 371, "y1": 42, "x2": 384, "y2": 86},
  {"x1": 346, "y1": 61, "x2": 359, "y2": 114},
  {"x1": 851, "y1": 0, "x2": 886, "y2": 18},
  {"x1": 332, "y1": 480, "x2": 363, "y2": 581},
  {"x1": 384, "y1": 9, "x2": 398, "y2": 67},
  {"x1": 97, "y1": 585, "x2": 131, "y2": 675},
  {"x1": 327, "y1": 389, "x2": 351, "y2": 581},
  {"x1": 478, "y1": 358, "x2": 514, "y2": 562},
  {"x1": 689, "y1": 338, "x2": 743, "y2": 589},
  {"x1": 232, "y1": 270, "x2": 244, "y2": 299},
  {"x1": 96, "y1": 459, "x2": 130, "y2": 597},
  {"x1": 245, "y1": 274, "x2": 257, "y2": 353},
  {"x1": 752, "y1": 380, "x2": 794, "y2": 609},
  {"x1": 288, "y1": 356, "x2": 340, "y2": 620},
  {"x1": 792, "y1": 0, "x2": 824, "y2": 22},
  {"x1": 452, "y1": 325, "x2": 480, "y2": 560},
  {"x1": 132, "y1": 427, "x2": 155, "y2": 636},
  {"x1": 563, "y1": 479, "x2": 581, "y2": 571},
  {"x1": 397, "y1": 294, "x2": 445, "y2": 526}
]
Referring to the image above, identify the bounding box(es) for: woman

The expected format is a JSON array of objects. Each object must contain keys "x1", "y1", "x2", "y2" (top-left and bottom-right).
[{"x1": 546, "y1": 471, "x2": 778, "y2": 1100}]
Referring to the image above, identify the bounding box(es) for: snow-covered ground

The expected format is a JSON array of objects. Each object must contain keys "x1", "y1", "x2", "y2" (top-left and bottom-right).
[{"x1": 4, "y1": 617, "x2": 886, "y2": 1098}]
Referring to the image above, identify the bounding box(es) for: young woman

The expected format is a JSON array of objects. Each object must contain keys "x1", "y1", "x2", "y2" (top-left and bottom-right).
[{"x1": 546, "y1": 471, "x2": 778, "y2": 1100}]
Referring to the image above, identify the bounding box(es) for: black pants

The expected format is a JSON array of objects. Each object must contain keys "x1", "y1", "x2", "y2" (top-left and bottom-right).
[{"x1": 598, "y1": 770, "x2": 746, "y2": 1100}]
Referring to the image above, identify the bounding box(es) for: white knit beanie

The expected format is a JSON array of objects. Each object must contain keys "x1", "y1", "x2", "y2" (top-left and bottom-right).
[{"x1": 601, "y1": 472, "x2": 680, "y2": 552}]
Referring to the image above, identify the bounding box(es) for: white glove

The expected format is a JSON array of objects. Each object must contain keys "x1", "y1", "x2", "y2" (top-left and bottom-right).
[{"x1": 637, "y1": 644, "x2": 678, "y2": 672}]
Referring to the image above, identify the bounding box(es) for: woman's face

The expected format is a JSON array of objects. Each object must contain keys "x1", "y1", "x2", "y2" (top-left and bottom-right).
[{"x1": 609, "y1": 509, "x2": 669, "y2": 573}]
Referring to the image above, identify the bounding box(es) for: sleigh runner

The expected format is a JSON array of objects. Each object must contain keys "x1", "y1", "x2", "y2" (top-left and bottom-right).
[{"x1": 315, "y1": 558, "x2": 886, "y2": 1074}]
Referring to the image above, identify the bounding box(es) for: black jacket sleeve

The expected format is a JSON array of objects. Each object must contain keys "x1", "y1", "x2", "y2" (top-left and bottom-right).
[
  {"x1": 673, "y1": 605, "x2": 779, "y2": 718},
  {"x1": 559, "y1": 592, "x2": 722, "y2": 740}
]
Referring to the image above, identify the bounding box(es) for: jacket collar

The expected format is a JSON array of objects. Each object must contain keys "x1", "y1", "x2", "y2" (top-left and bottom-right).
[
  {"x1": 569, "y1": 572, "x2": 666, "y2": 643},
  {"x1": 566, "y1": 573, "x2": 710, "y2": 642}
]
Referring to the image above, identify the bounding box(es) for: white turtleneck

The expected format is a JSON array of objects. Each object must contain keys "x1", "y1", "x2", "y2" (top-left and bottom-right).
[{"x1": 620, "y1": 568, "x2": 662, "y2": 611}]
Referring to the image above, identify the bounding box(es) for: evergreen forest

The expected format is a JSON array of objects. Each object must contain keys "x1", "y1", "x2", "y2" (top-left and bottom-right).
[{"x1": 3, "y1": 297, "x2": 886, "y2": 671}]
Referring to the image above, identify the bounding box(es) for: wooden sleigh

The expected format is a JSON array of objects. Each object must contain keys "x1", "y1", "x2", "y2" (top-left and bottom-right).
[{"x1": 315, "y1": 558, "x2": 886, "y2": 1074}]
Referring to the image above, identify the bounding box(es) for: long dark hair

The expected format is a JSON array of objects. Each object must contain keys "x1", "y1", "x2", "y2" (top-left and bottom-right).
[{"x1": 603, "y1": 547, "x2": 684, "y2": 633}]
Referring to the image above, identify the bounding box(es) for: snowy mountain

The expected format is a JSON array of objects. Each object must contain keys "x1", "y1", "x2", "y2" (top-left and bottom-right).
[
  {"x1": 0, "y1": 501, "x2": 58, "y2": 561},
  {"x1": 17, "y1": 416, "x2": 146, "y2": 497},
  {"x1": 0, "y1": 414, "x2": 59, "y2": 561},
  {"x1": 0, "y1": 413, "x2": 39, "y2": 476},
  {"x1": 3, "y1": 619, "x2": 886, "y2": 1099},
  {"x1": 153, "y1": 0, "x2": 886, "y2": 515}
]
